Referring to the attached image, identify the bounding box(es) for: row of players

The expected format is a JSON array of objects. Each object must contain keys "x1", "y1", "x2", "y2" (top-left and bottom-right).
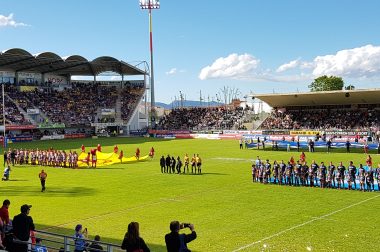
[
  {"x1": 252, "y1": 157, "x2": 380, "y2": 191},
  {"x1": 3, "y1": 145, "x2": 154, "y2": 169},
  {"x1": 159, "y1": 154, "x2": 202, "y2": 174},
  {"x1": 4, "y1": 148, "x2": 81, "y2": 168}
]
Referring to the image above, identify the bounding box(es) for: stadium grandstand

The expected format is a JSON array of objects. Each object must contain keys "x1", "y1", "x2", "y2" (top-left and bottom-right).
[
  {"x1": 0, "y1": 48, "x2": 149, "y2": 142},
  {"x1": 255, "y1": 89, "x2": 380, "y2": 132}
]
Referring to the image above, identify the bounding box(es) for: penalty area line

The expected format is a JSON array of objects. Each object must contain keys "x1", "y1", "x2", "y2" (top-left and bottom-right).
[{"x1": 232, "y1": 194, "x2": 380, "y2": 252}]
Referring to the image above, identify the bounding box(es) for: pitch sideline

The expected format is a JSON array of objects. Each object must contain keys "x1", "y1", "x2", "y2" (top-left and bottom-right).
[{"x1": 232, "y1": 194, "x2": 380, "y2": 252}]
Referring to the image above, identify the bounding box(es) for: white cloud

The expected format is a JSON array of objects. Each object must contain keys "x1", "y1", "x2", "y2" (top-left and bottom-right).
[
  {"x1": 199, "y1": 53, "x2": 260, "y2": 80},
  {"x1": 166, "y1": 68, "x2": 177, "y2": 75},
  {"x1": 312, "y1": 44, "x2": 380, "y2": 78},
  {"x1": 276, "y1": 59, "x2": 301, "y2": 72},
  {"x1": 0, "y1": 13, "x2": 28, "y2": 27}
]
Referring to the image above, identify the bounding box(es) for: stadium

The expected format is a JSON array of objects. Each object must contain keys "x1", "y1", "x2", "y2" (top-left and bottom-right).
[{"x1": 1, "y1": 1, "x2": 380, "y2": 252}]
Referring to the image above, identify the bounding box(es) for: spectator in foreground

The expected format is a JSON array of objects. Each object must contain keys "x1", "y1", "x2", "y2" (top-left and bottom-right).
[
  {"x1": 165, "y1": 221, "x2": 197, "y2": 252},
  {"x1": 35, "y1": 238, "x2": 48, "y2": 252},
  {"x1": 87, "y1": 235, "x2": 103, "y2": 252},
  {"x1": 73, "y1": 224, "x2": 88, "y2": 252},
  {"x1": 12, "y1": 204, "x2": 35, "y2": 252},
  {"x1": 121, "y1": 222, "x2": 150, "y2": 252},
  {"x1": 0, "y1": 199, "x2": 10, "y2": 226}
]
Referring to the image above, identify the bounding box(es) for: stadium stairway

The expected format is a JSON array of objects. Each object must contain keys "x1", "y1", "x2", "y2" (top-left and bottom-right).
[
  {"x1": 253, "y1": 112, "x2": 270, "y2": 130},
  {"x1": 115, "y1": 92, "x2": 123, "y2": 123},
  {"x1": 5, "y1": 94, "x2": 37, "y2": 125}
]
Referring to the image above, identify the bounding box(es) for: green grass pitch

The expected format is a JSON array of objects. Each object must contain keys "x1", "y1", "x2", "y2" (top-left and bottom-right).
[{"x1": 1, "y1": 138, "x2": 379, "y2": 251}]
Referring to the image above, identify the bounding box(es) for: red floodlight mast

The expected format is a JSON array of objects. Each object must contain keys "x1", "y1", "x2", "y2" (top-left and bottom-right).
[{"x1": 139, "y1": 0, "x2": 160, "y2": 125}]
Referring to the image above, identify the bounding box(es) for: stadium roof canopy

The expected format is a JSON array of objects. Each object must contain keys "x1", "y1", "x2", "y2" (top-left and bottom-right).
[
  {"x1": 0, "y1": 48, "x2": 146, "y2": 76},
  {"x1": 252, "y1": 89, "x2": 380, "y2": 107}
]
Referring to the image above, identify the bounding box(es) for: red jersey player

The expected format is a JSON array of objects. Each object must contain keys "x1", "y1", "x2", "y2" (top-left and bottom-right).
[
  {"x1": 135, "y1": 148, "x2": 140, "y2": 160},
  {"x1": 149, "y1": 147, "x2": 155, "y2": 159}
]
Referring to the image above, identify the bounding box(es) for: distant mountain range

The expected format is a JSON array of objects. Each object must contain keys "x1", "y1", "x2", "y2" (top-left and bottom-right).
[{"x1": 156, "y1": 100, "x2": 224, "y2": 109}]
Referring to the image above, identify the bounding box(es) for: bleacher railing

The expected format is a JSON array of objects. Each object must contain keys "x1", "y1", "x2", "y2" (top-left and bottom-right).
[{"x1": 7, "y1": 229, "x2": 125, "y2": 252}]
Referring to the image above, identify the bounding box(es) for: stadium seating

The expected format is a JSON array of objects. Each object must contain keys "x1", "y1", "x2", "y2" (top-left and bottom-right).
[
  {"x1": 120, "y1": 83, "x2": 145, "y2": 121},
  {"x1": 261, "y1": 108, "x2": 380, "y2": 131},
  {"x1": 0, "y1": 82, "x2": 143, "y2": 127},
  {"x1": 0, "y1": 88, "x2": 31, "y2": 125},
  {"x1": 158, "y1": 106, "x2": 251, "y2": 130}
]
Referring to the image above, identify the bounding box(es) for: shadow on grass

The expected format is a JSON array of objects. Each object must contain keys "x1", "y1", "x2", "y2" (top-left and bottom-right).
[
  {"x1": 35, "y1": 223, "x2": 169, "y2": 252},
  {"x1": 0, "y1": 186, "x2": 97, "y2": 197},
  {"x1": 179, "y1": 172, "x2": 229, "y2": 176},
  {"x1": 0, "y1": 137, "x2": 177, "y2": 153},
  {"x1": 77, "y1": 167, "x2": 125, "y2": 170},
  {"x1": 6, "y1": 179, "x2": 29, "y2": 181},
  {"x1": 160, "y1": 172, "x2": 229, "y2": 176}
]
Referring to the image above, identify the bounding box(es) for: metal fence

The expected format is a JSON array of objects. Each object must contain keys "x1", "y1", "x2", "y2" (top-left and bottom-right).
[{"x1": 5, "y1": 229, "x2": 125, "y2": 252}]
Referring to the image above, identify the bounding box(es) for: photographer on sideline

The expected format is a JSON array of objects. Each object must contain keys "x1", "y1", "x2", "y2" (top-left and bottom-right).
[{"x1": 165, "y1": 221, "x2": 197, "y2": 252}]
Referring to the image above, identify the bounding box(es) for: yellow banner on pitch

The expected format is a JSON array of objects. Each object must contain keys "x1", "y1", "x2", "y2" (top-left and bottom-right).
[{"x1": 77, "y1": 151, "x2": 149, "y2": 167}]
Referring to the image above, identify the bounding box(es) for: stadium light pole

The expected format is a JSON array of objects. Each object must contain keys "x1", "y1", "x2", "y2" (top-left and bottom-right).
[
  {"x1": 2, "y1": 83, "x2": 6, "y2": 150},
  {"x1": 139, "y1": 0, "x2": 160, "y2": 126}
]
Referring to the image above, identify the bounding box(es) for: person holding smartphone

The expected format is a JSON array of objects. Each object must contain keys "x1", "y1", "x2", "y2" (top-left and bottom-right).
[
  {"x1": 73, "y1": 224, "x2": 88, "y2": 252},
  {"x1": 165, "y1": 221, "x2": 197, "y2": 252}
]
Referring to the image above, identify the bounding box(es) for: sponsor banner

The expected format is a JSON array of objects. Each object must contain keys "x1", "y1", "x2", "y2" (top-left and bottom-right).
[
  {"x1": 324, "y1": 130, "x2": 369, "y2": 136},
  {"x1": 41, "y1": 135, "x2": 65, "y2": 140},
  {"x1": 149, "y1": 129, "x2": 191, "y2": 134},
  {"x1": 18, "y1": 72, "x2": 42, "y2": 79},
  {"x1": 174, "y1": 133, "x2": 193, "y2": 139},
  {"x1": 219, "y1": 134, "x2": 242, "y2": 140},
  {"x1": 9, "y1": 136, "x2": 33, "y2": 142},
  {"x1": 262, "y1": 130, "x2": 290, "y2": 135},
  {"x1": 101, "y1": 108, "x2": 115, "y2": 115},
  {"x1": 0, "y1": 71, "x2": 15, "y2": 78},
  {"x1": 191, "y1": 134, "x2": 220, "y2": 140},
  {"x1": 27, "y1": 108, "x2": 40, "y2": 114},
  {"x1": 37, "y1": 123, "x2": 66, "y2": 129},
  {"x1": 91, "y1": 122, "x2": 124, "y2": 127},
  {"x1": 130, "y1": 130, "x2": 148, "y2": 136},
  {"x1": 267, "y1": 135, "x2": 299, "y2": 141},
  {"x1": 45, "y1": 74, "x2": 67, "y2": 84},
  {"x1": 223, "y1": 130, "x2": 263, "y2": 135},
  {"x1": 331, "y1": 137, "x2": 366, "y2": 143},
  {"x1": 155, "y1": 134, "x2": 176, "y2": 139},
  {"x1": 64, "y1": 133, "x2": 86, "y2": 139},
  {"x1": 6, "y1": 125, "x2": 37, "y2": 130},
  {"x1": 290, "y1": 130, "x2": 320, "y2": 136}
]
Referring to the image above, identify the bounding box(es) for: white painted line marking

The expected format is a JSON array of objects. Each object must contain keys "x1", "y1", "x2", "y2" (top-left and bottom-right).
[{"x1": 232, "y1": 194, "x2": 380, "y2": 252}]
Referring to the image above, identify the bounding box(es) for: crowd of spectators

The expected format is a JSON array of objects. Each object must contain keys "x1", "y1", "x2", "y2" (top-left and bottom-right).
[
  {"x1": 120, "y1": 84, "x2": 144, "y2": 121},
  {"x1": 261, "y1": 108, "x2": 380, "y2": 131},
  {"x1": 158, "y1": 106, "x2": 250, "y2": 130},
  {"x1": 0, "y1": 88, "x2": 30, "y2": 125},
  {"x1": 23, "y1": 83, "x2": 117, "y2": 126},
  {"x1": 0, "y1": 82, "x2": 143, "y2": 127}
]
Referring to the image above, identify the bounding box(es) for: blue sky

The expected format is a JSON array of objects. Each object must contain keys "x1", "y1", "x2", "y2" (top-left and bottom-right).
[{"x1": 1, "y1": 0, "x2": 380, "y2": 103}]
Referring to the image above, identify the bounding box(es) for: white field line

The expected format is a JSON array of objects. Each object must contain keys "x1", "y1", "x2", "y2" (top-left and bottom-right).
[
  {"x1": 232, "y1": 194, "x2": 380, "y2": 252},
  {"x1": 42, "y1": 180, "x2": 252, "y2": 231}
]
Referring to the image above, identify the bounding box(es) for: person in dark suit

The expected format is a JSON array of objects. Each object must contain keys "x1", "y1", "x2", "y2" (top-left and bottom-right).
[
  {"x1": 165, "y1": 221, "x2": 196, "y2": 252},
  {"x1": 12, "y1": 204, "x2": 35, "y2": 252},
  {"x1": 160, "y1": 156, "x2": 166, "y2": 173},
  {"x1": 165, "y1": 155, "x2": 171, "y2": 173}
]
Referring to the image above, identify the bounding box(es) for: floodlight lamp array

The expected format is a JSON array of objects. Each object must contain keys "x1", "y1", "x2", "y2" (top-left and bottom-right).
[{"x1": 139, "y1": 0, "x2": 160, "y2": 9}]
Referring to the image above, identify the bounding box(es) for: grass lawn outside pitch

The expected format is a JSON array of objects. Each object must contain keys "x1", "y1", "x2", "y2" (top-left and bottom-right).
[{"x1": 1, "y1": 138, "x2": 380, "y2": 251}]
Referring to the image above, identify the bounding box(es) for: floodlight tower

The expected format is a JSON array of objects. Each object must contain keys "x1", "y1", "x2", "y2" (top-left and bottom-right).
[
  {"x1": 139, "y1": 0, "x2": 160, "y2": 125},
  {"x1": 2, "y1": 84, "x2": 5, "y2": 149}
]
